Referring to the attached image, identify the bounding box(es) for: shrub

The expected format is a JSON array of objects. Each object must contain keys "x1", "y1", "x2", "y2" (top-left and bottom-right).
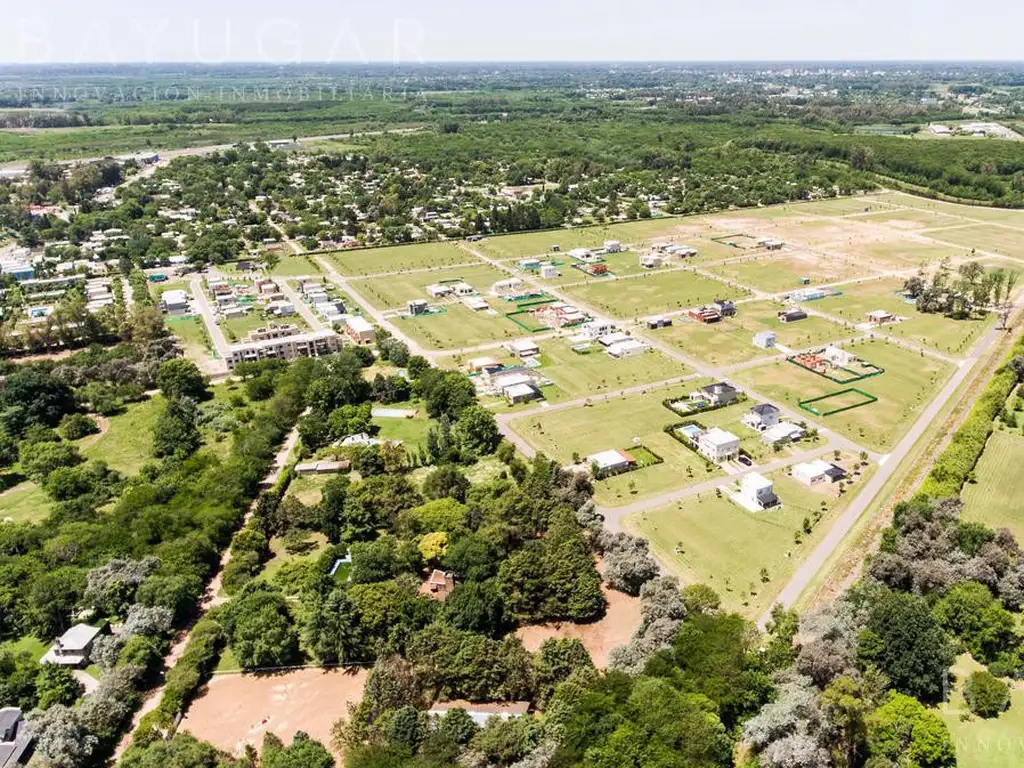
[
  {"x1": 60, "y1": 413, "x2": 99, "y2": 440},
  {"x1": 964, "y1": 670, "x2": 1011, "y2": 718}
]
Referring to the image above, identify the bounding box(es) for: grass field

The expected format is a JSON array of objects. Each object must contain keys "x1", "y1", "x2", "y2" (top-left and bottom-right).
[
  {"x1": 819, "y1": 277, "x2": 994, "y2": 355},
  {"x1": 259, "y1": 532, "x2": 330, "y2": 585},
  {"x1": 826, "y1": 237, "x2": 969, "y2": 269},
  {"x1": 853, "y1": 208, "x2": 967, "y2": 230},
  {"x1": 961, "y1": 429, "x2": 1024, "y2": 543},
  {"x1": 220, "y1": 311, "x2": 308, "y2": 341},
  {"x1": 533, "y1": 339, "x2": 687, "y2": 397},
  {"x1": 394, "y1": 304, "x2": 529, "y2": 350},
  {"x1": 923, "y1": 224, "x2": 1024, "y2": 262},
  {"x1": 734, "y1": 339, "x2": 955, "y2": 451},
  {"x1": 327, "y1": 242, "x2": 476, "y2": 276},
  {"x1": 371, "y1": 401, "x2": 433, "y2": 451},
  {"x1": 706, "y1": 251, "x2": 877, "y2": 293},
  {"x1": 646, "y1": 302, "x2": 849, "y2": 367},
  {"x1": 0, "y1": 635, "x2": 49, "y2": 662},
  {"x1": 0, "y1": 480, "x2": 51, "y2": 524},
  {"x1": 268, "y1": 255, "x2": 323, "y2": 277},
  {"x1": 628, "y1": 466, "x2": 864, "y2": 616},
  {"x1": 510, "y1": 385, "x2": 723, "y2": 507},
  {"x1": 82, "y1": 396, "x2": 163, "y2": 475},
  {"x1": 874, "y1": 193, "x2": 1024, "y2": 227},
  {"x1": 938, "y1": 654, "x2": 1024, "y2": 768},
  {"x1": 354, "y1": 264, "x2": 509, "y2": 310},
  {"x1": 166, "y1": 316, "x2": 217, "y2": 360},
  {"x1": 564, "y1": 269, "x2": 747, "y2": 319},
  {"x1": 473, "y1": 219, "x2": 686, "y2": 261},
  {"x1": 287, "y1": 473, "x2": 334, "y2": 506}
]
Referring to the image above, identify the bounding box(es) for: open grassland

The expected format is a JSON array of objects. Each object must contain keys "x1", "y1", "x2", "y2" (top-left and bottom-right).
[
  {"x1": 354, "y1": 264, "x2": 508, "y2": 310},
  {"x1": 818, "y1": 276, "x2": 994, "y2": 355},
  {"x1": 923, "y1": 224, "x2": 1024, "y2": 262},
  {"x1": 705, "y1": 250, "x2": 877, "y2": 293},
  {"x1": 565, "y1": 269, "x2": 747, "y2": 319},
  {"x1": 82, "y1": 396, "x2": 163, "y2": 475},
  {"x1": 371, "y1": 401, "x2": 433, "y2": 451},
  {"x1": 394, "y1": 303, "x2": 529, "y2": 350},
  {"x1": 853, "y1": 208, "x2": 967, "y2": 230},
  {"x1": 759, "y1": 196, "x2": 893, "y2": 217},
  {"x1": 961, "y1": 429, "x2": 1024, "y2": 543},
  {"x1": 872, "y1": 192, "x2": 1024, "y2": 227},
  {"x1": 0, "y1": 480, "x2": 51, "y2": 524},
  {"x1": 166, "y1": 316, "x2": 217, "y2": 360},
  {"x1": 259, "y1": 532, "x2": 330, "y2": 585},
  {"x1": 826, "y1": 236, "x2": 969, "y2": 269},
  {"x1": 628, "y1": 465, "x2": 866, "y2": 617},
  {"x1": 938, "y1": 655, "x2": 1024, "y2": 768},
  {"x1": 509, "y1": 385, "x2": 723, "y2": 507},
  {"x1": 647, "y1": 302, "x2": 850, "y2": 367},
  {"x1": 286, "y1": 473, "x2": 334, "y2": 506},
  {"x1": 474, "y1": 219, "x2": 686, "y2": 260},
  {"x1": 268, "y1": 255, "x2": 324, "y2": 277},
  {"x1": 327, "y1": 242, "x2": 479, "y2": 276},
  {"x1": 734, "y1": 339, "x2": 955, "y2": 451},
  {"x1": 534, "y1": 340, "x2": 687, "y2": 397}
]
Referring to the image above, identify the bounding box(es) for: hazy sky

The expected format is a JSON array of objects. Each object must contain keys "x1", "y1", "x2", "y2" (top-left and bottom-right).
[{"x1": 2, "y1": 0, "x2": 1024, "y2": 64}]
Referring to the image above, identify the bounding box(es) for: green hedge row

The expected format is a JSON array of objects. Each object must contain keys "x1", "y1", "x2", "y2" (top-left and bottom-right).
[{"x1": 917, "y1": 336, "x2": 1024, "y2": 500}]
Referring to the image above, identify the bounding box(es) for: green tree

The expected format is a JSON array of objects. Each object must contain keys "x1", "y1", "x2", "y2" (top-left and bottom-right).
[
  {"x1": 156, "y1": 358, "x2": 209, "y2": 401},
  {"x1": 0, "y1": 370, "x2": 76, "y2": 435},
  {"x1": 866, "y1": 692, "x2": 956, "y2": 767},
  {"x1": 453, "y1": 405, "x2": 501, "y2": 457},
  {"x1": 933, "y1": 581, "x2": 1017, "y2": 664},
  {"x1": 963, "y1": 670, "x2": 1011, "y2": 718},
  {"x1": 152, "y1": 396, "x2": 201, "y2": 459},
  {"x1": 534, "y1": 637, "x2": 595, "y2": 706},
  {"x1": 18, "y1": 440, "x2": 84, "y2": 482},
  {"x1": 421, "y1": 465, "x2": 471, "y2": 503},
  {"x1": 221, "y1": 583, "x2": 299, "y2": 669},
  {"x1": 302, "y1": 588, "x2": 365, "y2": 665},
  {"x1": 36, "y1": 663, "x2": 83, "y2": 709}
]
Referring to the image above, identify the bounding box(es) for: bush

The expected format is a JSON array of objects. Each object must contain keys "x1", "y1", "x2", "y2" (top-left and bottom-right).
[
  {"x1": 60, "y1": 413, "x2": 100, "y2": 440},
  {"x1": 964, "y1": 670, "x2": 1011, "y2": 718}
]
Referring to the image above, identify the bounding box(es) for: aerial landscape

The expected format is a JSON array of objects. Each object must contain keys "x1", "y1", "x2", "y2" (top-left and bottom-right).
[{"x1": 4, "y1": 5, "x2": 1024, "y2": 768}]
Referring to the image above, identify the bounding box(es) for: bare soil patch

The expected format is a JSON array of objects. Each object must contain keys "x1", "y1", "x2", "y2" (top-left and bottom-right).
[
  {"x1": 516, "y1": 585, "x2": 641, "y2": 667},
  {"x1": 180, "y1": 667, "x2": 368, "y2": 758}
]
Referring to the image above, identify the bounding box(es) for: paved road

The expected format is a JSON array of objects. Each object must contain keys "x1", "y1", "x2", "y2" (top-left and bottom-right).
[
  {"x1": 757, "y1": 317, "x2": 1012, "y2": 627},
  {"x1": 276, "y1": 279, "x2": 327, "y2": 331},
  {"x1": 188, "y1": 277, "x2": 231, "y2": 360}
]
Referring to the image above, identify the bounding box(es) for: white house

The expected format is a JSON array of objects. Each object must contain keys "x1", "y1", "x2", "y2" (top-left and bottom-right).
[
  {"x1": 793, "y1": 460, "x2": 846, "y2": 487},
  {"x1": 822, "y1": 345, "x2": 856, "y2": 366},
  {"x1": 604, "y1": 240, "x2": 623, "y2": 253},
  {"x1": 539, "y1": 264, "x2": 558, "y2": 279},
  {"x1": 581, "y1": 319, "x2": 616, "y2": 339},
  {"x1": 743, "y1": 403, "x2": 780, "y2": 431},
  {"x1": 344, "y1": 316, "x2": 376, "y2": 345},
  {"x1": 588, "y1": 449, "x2": 636, "y2": 477},
  {"x1": 737, "y1": 473, "x2": 778, "y2": 510},
  {"x1": 691, "y1": 382, "x2": 739, "y2": 408},
  {"x1": 463, "y1": 296, "x2": 489, "y2": 311},
  {"x1": 866, "y1": 309, "x2": 895, "y2": 325},
  {"x1": 762, "y1": 422, "x2": 805, "y2": 446},
  {"x1": 508, "y1": 339, "x2": 540, "y2": 358},
  {"x1": 492, "y1": 278, "x2": 525, "y2": 297},
  {"x1": 639, "y1": 253, "x2": 663, "y2": 269},
  {"x1": 426, "y1": 283, "x2": 453, "y2": 298},
  {"x1": 160, "y1": 289, "x2": 190, "y2": 315},
  {"x1": 569, "y1": 247, "x2": 602, "y2": 263},
  {"x1": 753, "y1": 331, "x2": 776, "y2": 349},
  {"x1": 606, "y1": 339, "x2": 647, "y2": 359},
  {"x1": 452, "y1": 282, "x2": 476, "y2": 297},
  {"x1": 598, "y1": 331, "x2": 631, "y2": 347},
  {"x1": 504, "y1": 382, "x2": 540, "y2": 405},
  {"x1": 519, "y1": 258, "x2": 541, "y2": 270},
  {"x1": 697, "y1": 427, "x2": 741, "y2": 462},
  {"x1": 41, "y1": 624, "x2": 103, "y2": 667}
]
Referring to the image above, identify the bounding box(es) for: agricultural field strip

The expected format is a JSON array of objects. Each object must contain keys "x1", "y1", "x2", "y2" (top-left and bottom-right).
[{"x1": 462, "y1": 241, "x2": 876, "y2": 460}]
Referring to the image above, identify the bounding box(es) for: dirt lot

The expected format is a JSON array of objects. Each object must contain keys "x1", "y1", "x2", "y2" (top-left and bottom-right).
[
  {"x1": 180, "y1": 667, "x2": 368, "y2": 758},
  {"x1": 516, "y1": 585, "x2": 641, "y2": 667}
]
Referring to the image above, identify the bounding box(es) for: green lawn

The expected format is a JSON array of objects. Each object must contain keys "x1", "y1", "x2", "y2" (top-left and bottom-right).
[
  {"x1": 734, "y1": 339, "x2": 955, "y2": 452},
  {"x1": 474, "y1": 219, "x2": 687, "y2": 261},
  {"x1": 872, "y1": 192, "x2": 1024, "y2": 227},
  {"x1": 564, "y1": 269, "x2": 749, "y2": 320},
  {"x1": 923, "y1": 224, "x2": 1024, "y2": 262},
  {"x1": 962, "y1": 429, "x2": 1024, "y2": 543},
  {"x1": 260, "y1": 532, "x2": 330, "y2": 584},
  {"x1": 166, "y1": 316, "x2": 218, "y2": 360},
  {"x1": 264, "y1": 255, "x2": 323, "y2": 277},
  {"x1": 220, "y1": 311, "x2": 308, "y2": 342},
  {"x1": 509, "y1": 384, "x2": 723, "y2": 507},
  {"x1": 372, "y1": 402, "x2": 433, "y2": 451},
  {"x1": 646, "y1": 301, "x2": 849, "y2": 367},
  {"x1": 394, "y1": 304, "x2": 528, "y2": 351},
  {"x1": 0, "y1": 480, "x2": 51, "y2": 524},
  {"x1": 819, "y1": 276, "x2": 994, "y2": 356},
  {"x1": 327, "y1": 242, "x2": 477, "y2": 276},
  {"x1": 0, "y1": 635, "x2": 49, "y2": 661},
  {"x1": 938, "y1": 654, "x2": 1024, "y2": 768},
  {"x1": 82, "y1": 396, "x2": 164, "y2": 475},
  {"x1": 354, "y1": 264, "x2": 510, "y2": 310},
  {"x1": 627, "y1": 460, "x2": 868, "y2": 617},
  {"x1": 828, "y1": 237, "x2": 969, "y2": 269},
  {"x1": 287, "y1": 473, "x2": 334, "y2": 506}
]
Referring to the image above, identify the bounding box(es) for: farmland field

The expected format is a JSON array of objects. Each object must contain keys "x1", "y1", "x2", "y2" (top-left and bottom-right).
[
  {"x1": 354, "y1": 264, "x2": 509, "y2": 310},
  {"x1": 817, "y1": 276, "x2": 994, "y2": 355},
  {"x1": 734, "y1": 339, "x2": 955, "y2": 451},
  {"x1": 509, "y1": 385, "x2": 723, "y2": 507},
  {"x1": 628, "y1": 463, "x2": 867, "y2": 616},
  {"x1": 564, "y1": 269, "x2": 747, "y2": 319},
  {"x1": 961, "y1": 429, "x2": 1024, "y2": 543},
  {"x1": 327, "y1": 242, "x2": 477, "y2": 276}
]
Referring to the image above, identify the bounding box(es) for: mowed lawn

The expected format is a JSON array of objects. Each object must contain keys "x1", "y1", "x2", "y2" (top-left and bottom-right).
[
  {"x1": 268, "y1": 255, "x2": 323, "y2": 277},
  {"x1": 565, "y1": 269, "x2": 747, "y2": 319},
  {"x1": 537, "y1": 340, "x2": 687, "y2": 397},
  {"x1": 628, "y1": 468, "x2": 864, "y2": 617},
  {"x1": 326, "y1": 242, "x2": 478, "y2": 276},
  {"x1": 706, "y1": 250, "x2": 877, "y2": 293},
  {"x1": 475, "y1": 219, "x2": 686, "y2": 261},
  {"x1": 647, "y1": 301, "x2": 850, "y2": 367},
  {"x1": 82, "y1": 396, "x2": 164, "y2": 475},
  {"x1": 510, "y1": 385, "x2": 723, "y2": 507},
  {"x1": 166, "y1": 316, "x2": 217, "y2": 360},
  {"x1": 393, "y1": 304, "x2": 528, "y2": 351},
  {"x1": 961, "y1": 429, "x2": 1024, "y2": 543},
  {"x1": 938, "y1": 654, "x2": 1024, "y2": 768},
  {"x1": 354, "y1": 264, "x2": 509, "y2": 310},
  {"x1": 0, "y1": 480, "x2": 51, "y2": 524},
  {"x1": 923, "y1": 223, "x2": 1024, "y2": 262},
  {"x1": 733, "y1": 339, "x2": 955, "y2": 451},
  {"x1": 818, "y1": 277, "x2": 994, "y2": 355}
]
